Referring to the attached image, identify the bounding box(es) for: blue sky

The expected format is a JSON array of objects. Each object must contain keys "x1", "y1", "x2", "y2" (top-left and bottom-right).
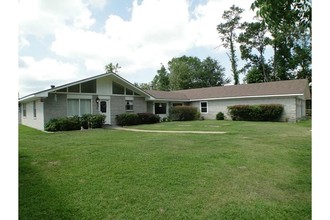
[{"x1": 18, "y1": 0, "x2": 259, "y2": 97}]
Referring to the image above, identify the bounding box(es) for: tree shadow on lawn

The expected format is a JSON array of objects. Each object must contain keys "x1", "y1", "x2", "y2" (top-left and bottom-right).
[{"x1": 19, "y1": 153, "x2": 83, "y2": 220}]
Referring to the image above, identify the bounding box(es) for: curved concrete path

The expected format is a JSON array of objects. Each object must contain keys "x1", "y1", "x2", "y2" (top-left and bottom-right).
[{"x1": 114, "y1": 127, "x2": 226, "y2": 134}]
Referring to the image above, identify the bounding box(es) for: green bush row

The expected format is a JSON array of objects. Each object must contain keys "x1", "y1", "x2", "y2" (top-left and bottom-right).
[
  {"x1": 116, "y1": 113, "x2": 160, "y2": 126},
  {"x1": 227, "y1": 104, "x2": 284, "y2": 121},
  {"x1": 169, "y1": 106, "x2": 199, "y2": 121},
  {"x1": 45, "y1": 114, "x2": 106, "y2": 131}
]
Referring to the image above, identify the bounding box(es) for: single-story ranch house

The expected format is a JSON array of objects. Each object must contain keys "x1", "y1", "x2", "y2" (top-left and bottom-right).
[{"x1": 18, "y1": 72, "x2": 311, "y2": 131}]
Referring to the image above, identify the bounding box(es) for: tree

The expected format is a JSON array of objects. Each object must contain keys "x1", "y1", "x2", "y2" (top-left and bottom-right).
[
  {"x1": 244, "y1": 63, "x2": 272, "y2": 84},
  {"x1": 251, "y1": 0, "x2": 311, "y2": 33},
  {"x1": 151, "y1": 64, "x2": 170, "y2": 91},
  {"x1": 168, "y1": 56, "x2": 201, "y2": 90},
  {"x1": 166, "y1": 56, "x2": 228, "y2": 90},
  {"x1": 238, "y1": 21, "x2": 272, "y2": 82},
  {"x1": 197, "y1": 57, "x2": 230, "y2": 87},
  {"x1": 251, "y1": 0, "x2": 311, "y2": 82},
  {"x1": 134, "y1": 82, "x2": 152, "y2": 90},
  {"x1": 105, "y1": 62, "x2": 121, "y2": 74},
  {"x1": 217, "y1": 5, "x2": 244, "y2": 85}
]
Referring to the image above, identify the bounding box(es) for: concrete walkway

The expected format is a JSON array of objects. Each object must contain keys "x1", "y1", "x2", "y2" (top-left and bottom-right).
[{"x1": 113, "y1": 127, "x2": 226, "y2": 134}]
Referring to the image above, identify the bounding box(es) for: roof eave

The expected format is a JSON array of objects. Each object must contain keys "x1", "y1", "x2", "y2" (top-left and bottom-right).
[
  {"x1": 147, "y1": 98, "x2": 190, "y2": 102},
  {"x1": 19, "y1": 92, "x2": 49, "y2": 103},
  {"x1": 188, "y1": 93, "x2": 305, "y2": 102}
]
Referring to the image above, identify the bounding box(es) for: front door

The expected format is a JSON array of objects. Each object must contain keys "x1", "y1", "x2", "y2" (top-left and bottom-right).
[{"x1": 99, "y1": 99, "x2": 110, "y2": 124}]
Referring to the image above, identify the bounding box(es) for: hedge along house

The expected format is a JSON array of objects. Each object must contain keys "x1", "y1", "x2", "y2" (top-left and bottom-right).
[{"x1": 19, "y1": 72, "x2": 311, "y2": 131}]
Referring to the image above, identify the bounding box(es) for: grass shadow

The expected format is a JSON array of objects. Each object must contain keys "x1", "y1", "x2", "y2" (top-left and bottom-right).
[{"x1": 19, "y1": 153, "x2": 82, "y2": 220}]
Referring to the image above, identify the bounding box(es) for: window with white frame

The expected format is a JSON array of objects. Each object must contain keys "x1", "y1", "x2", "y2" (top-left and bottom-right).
[
  {"x1": 125, "y1": 100, "x2": 133, "y2": 111},
  {"x1": 67, "y1": 99, "x2": 91, "y2": 116},
  {"x1": 200, "y1": 101, "x2": 208, "y2": 113}
]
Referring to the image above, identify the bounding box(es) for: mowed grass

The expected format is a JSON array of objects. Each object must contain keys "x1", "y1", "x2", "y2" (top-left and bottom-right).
[{"x1": 19, "y1": 120, "x2": 311, "y2": 219}]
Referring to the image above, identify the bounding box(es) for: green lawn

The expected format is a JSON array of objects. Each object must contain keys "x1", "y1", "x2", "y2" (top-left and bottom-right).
[{"x1": 19, "y1": 120, "x2": 311, "y2": 219}]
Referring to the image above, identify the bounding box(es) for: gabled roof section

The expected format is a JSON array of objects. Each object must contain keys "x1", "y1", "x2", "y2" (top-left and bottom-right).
[
  {"x1": 146, "y1": 79, "x2": 310, "y2": 101},
  {"x1": 19, "y1": 72, "x2": 152, "y2": 102}
]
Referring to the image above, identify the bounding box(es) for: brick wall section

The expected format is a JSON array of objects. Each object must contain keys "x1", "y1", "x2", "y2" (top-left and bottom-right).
[
  {"x1": 133, "y1": 97, "x2": 147, "y2": 113},
  {"x1": 44, "y1": 93, "x2": 67, "y2": 124},
  {"x1": 147, "y1": 102, "x2": 154, "y2": 114},
  {"x1": 110, "y1": 96, "x2": 125, "y2": 124},
  {"x1": 110, "y1": 96, "x2": 147, "y2": 124}
]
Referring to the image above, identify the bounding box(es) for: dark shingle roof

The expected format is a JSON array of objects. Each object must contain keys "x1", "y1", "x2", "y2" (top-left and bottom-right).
[
  {"x1": 146, "y1": 79, "x2": 310, "y2": 100},
  {"x1": 145, "y1": 90, "x2": 189, "y2": 100}
]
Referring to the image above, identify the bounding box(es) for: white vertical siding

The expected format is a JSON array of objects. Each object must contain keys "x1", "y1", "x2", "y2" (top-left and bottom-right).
[
  {"x1": 96, "y1": 76, "x2": 112, "y2": 95},
  {"x1": 21, "y1": 100, "x2": 45, "y2": 130}
]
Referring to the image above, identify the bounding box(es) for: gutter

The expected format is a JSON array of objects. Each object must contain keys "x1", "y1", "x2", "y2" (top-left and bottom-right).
[{"x1": 188, "y1": 93, "x2": 304, "y2": 102}]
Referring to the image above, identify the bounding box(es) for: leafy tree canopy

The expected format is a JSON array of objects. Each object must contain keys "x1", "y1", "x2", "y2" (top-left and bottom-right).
[
  {"x1": 105, "y1": 62, "x2": 121, "y2": 74},
  {"x1": 151, "y1": 56, "x2": 229, "y2": 91}
]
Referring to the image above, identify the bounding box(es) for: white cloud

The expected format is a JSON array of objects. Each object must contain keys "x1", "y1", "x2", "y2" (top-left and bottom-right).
[
  {"x1": 51, "y1": 0, "x2": 193, "y2": 76},
  {"x1": 189, "y1": 0, "x2": 256, "y2": 49},
  {"x1": 50, "y1": 0, "x2": 256, "y2": 73},
  {"x1": 19, "y1": 0, "x2": 257, "y2": 95},
  {"x1": 86, "y1": 0, "x2": 107, "y2": 10},
  {"x1": 19, "y1": 56, "x2": 80, "y2": 96},
  {"x1": 19, "y1": 0, "x2": 95, "y2": 36},
  {"x1": 73, "y1": 8, "x2": 96, "y2": 29},
  {"x1": 19, "y1": 36, "x2": 30, "y2": 49}
]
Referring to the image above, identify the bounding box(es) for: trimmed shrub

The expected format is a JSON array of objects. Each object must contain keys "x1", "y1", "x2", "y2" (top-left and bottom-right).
[
  {"x1": 116, "y1": 113, "x2": 160, "y2": 126},
  {"x1": 116, "y1": 113, "x2": 140, "y2": 126},
  {"x1": 45, "y1": 114, "x2": 106, "y2": 131},
  {"x1": 44, "y1": 118, "x2": 61, "y2": 132},
  {"x1": 92, "y1": 114, "x2": 106, "y2": 128},
  {"x1": 227, "y1": 104, "x2": 284, "y2": 121},
  {"x1": 137, "y1": 113, "x2": 160, "y2": 124},
  {"x1": 169, "y1": 106, "x2": 198, "y2": 121},
  {"x1": 216, "y1": 112, "x2": 225, "y2": 120},
  {"x1": 45, "y1": 115, "x2": 81, "y2": 131},
  {"x1": 81, "y1": 114, "x2": 106, "y2": 129}
]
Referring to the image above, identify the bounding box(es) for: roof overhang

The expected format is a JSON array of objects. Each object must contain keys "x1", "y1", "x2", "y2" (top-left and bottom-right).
[
  {"x1": 146, "y1": 97, "x2": 190, "y2": 102},
  {"x1": 18, "y1": 92, "x2": 49, "y2": 103},
  {"x1": 188, "y1": 93, "x2": 305, "y2": 102}
]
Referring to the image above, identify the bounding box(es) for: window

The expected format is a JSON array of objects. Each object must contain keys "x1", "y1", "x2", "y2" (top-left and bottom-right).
[
  {"x1": 81, "y1": 80, "x2": 96, "y2": 93},
  {"x1": 126, "y1": 88, "x2": 133, "y2": 95},
  {"x1": 113, "y1": 82, "x2": 125, "y2": 94},
  {"x1": 67, "y1": 99, "x2": 91, "y2": 116},
  {"x1": 68, "y1": 84, "x2": 80, "y2": 93},
  {"x1": 100, "y1": 101, "x2": 107, "y2": 113},
  {"x1": 155, "y1": 103, "x2": 166, "y2": 114},
  {"x1": 56, "y1": 88, "x2": 67, "y2": 92},
  {"x1": 200, "y1": 101, "x2": 208, "y2": 113},
  {"x1": 80, "y1": 99, "x2": 91, "y2": 115},
  {"x1": 126, "y1": 100, "x2": 133, "y2": 111},
  {"x1": 33, "y1": 101, "x2": 37, "y2": 118},
  {"x1": 22, "y1": 103, "x2": 26, "y2": 117}
]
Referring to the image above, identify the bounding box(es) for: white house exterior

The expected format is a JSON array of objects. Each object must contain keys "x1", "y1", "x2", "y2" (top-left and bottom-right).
[
  {"x1": 146, "y1": 79, "x2": 310, "y2": 122},
  {"x1": 19, "y1": 73, "x2": 311, "y2": 131}
]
